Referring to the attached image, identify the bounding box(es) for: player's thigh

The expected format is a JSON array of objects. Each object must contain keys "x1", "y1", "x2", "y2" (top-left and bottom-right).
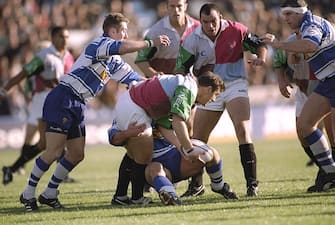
[
  {"x1": 226, "y1": 97, "x2": 250, "y2": 123},
  {"x1": 298, "y1": 92, "x2": 330, "y2": 135},
  {"x1": 37, "y1": 119, "x2": 46, "y2": 150},
  {"x1": 126, "y1": 135, "x2": 153, "y2": 164},
  {"x1": 193, "y1": 108, "x2": 222, "y2": 142}
]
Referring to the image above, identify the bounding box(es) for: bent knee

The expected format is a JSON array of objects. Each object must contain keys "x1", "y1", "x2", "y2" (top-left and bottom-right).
[{"x1": 147, "y1": 162, "x2": 165, "y2": 176}]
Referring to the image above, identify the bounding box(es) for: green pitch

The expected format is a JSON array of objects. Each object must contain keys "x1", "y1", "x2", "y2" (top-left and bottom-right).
[{"x1": 1, "y1": 138, "x2": 334, "y2": 225}]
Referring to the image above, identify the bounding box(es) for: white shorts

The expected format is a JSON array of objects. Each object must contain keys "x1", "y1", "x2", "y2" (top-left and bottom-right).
[
  {"x1": 27, "y1": 91, "x2": 49, "y2": 126},
  {"x1": 197, "y1": 78, "x2": 249, "y2": 111},
  {"x1": 114, "y1": 91, "x2": 152, "y2": 135},
  {"x1": 295, "y1": 88, "x2": 308, "y2": 117}
]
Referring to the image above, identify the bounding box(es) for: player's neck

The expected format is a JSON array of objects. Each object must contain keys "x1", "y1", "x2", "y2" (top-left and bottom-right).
[{"x1": 170, "y1": 15, "x2": 187, "y2": 29}]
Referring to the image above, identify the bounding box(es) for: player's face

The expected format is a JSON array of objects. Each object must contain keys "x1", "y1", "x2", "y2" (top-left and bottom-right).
[
  {"x1": 196, "y1": 86, "x2": 220, "y2": 105},
  {"x1": 281, "y1": 11, "x2": 301, "y2": 30},
  {"x1": 167, "y1": 0, "x2": 187, "y2": 19},
  {"x1": 200, "y1": 9, "x2": 222, "y2": 40},
  {"x1": 110, "y1": 22, "x2": 128, "y2": 40},
  {"x1": 53, "y1": 30, "x2": 69, "y2": 51}
]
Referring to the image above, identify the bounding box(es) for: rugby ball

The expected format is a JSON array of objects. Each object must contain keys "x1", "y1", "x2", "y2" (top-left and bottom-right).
[{"x1": 191, "y1": 139, "x2": 214, "y2": 163}]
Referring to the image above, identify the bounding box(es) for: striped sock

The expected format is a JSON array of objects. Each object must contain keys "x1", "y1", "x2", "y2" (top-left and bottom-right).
[
  {"x1": 152, "y1": 176, "x2": 176, "y2": 194},
  {"x1": 42, "y1": 157, "x2": 75, "y2": 198},
  {"x1": 305, "y1": 129, "x2": 335, "y2": 173},
  {"x1": 23, "y1": 157, "x2": 50, "y2": 199},
  {"x1": 206, "y1": 160, "x2": 224, "y2": 191}
]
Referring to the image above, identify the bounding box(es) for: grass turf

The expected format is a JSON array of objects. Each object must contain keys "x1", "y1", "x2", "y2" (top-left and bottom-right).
[{"x1": 0, "y1": 138, "x2": 334, "y2": 225}]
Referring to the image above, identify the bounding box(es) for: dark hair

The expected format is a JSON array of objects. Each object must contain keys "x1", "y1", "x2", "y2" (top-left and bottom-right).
[
  {"x1": 199, "y1": 3, "x2": 222, "y2": 18},
  {"x1": 197, "y1": 71, "x2": 225, "y2": 93},
  {"x1": 280, "y1": 0, "x2": 308, "y2": 8},
  {"x1": 50, "y1": 26, "x2": 66, "y2": 37},
  {"x1": 103, "y1": 13, "x2": 129, "y2": 33}
]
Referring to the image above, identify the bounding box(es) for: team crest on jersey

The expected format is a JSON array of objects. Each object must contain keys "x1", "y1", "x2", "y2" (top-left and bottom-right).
[
  {"x1": 62, "y1": 117, "x2": 68, "y2": 124},
  {"x1": 99, "y1": 70, "x2": 107, "y2": 80}
]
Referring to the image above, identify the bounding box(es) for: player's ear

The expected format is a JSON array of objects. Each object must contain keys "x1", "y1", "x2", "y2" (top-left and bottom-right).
[{"x1": 206, "y1": 85, "x2": 213, "y2": 93}]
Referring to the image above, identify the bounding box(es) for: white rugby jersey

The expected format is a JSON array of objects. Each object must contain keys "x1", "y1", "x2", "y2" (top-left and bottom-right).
[
  {"x1": 302, "y1": 11, "x2": 335, "y2": 80},
  {"x1": 60, "y1": 33, "x2": 141, "y2": 101},
  {"x1": 135, "y1": 15, "x2": 199, "y2": 73}
]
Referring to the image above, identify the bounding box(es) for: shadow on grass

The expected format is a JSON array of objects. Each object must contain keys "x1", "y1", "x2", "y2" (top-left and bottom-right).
[{"x1": 2, "y1": 190, "x2": 334, "y2": 220}]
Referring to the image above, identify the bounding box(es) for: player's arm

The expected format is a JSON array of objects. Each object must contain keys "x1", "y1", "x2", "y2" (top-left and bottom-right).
[
  {"x1": 1, "y1": 57, "x2": 44, "y2": 95},
  {"x1": 135, "y1": 37, "x2": 162, "y2": 78},
  {"x1": 108, "y1": 58, "x2": 145, "y2": 86},
  {"x1": 260, "y1": 33, "x2": 318, "y2": 53},
  {"x1": 108, "y1": 121, "x2": 146, "y2": 146},
  {"x1": 243, "y1": 32, "x2": 267, "y2": 66},
  {"x1": 157, "y1": 125, "x2": 181, "y2": 148},
  {"x1": 170, "y1": 85, "x2": 196, "y2": 151},
  {"x1": 175, "y1": 46, "x2": 195, "y2": 75},
  {"x1": 135, "y1": 61, "x2": 161, "y2": 78},
  {"x1": 119, "y1": 35, "x2": 170, "y2": 55},
  {"x1": 272, "y1": 49, "x2": 293, "y2": 98}
]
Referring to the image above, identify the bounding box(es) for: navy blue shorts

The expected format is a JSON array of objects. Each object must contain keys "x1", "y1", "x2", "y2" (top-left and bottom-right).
[
  {"x1": 43, "y1": 85, "x2": 86, "y2": 139},
  {"x1": 152, "y1": 147, "x2": 182, "y2": 183},
  {"x1": 314, "y1": 75, "x2": 335, "y2": 107}
]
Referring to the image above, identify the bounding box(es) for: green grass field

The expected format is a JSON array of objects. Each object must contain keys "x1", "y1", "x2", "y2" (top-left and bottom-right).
[{"x1": 1, "y1": 138, "x2": 334, "y2": 225}]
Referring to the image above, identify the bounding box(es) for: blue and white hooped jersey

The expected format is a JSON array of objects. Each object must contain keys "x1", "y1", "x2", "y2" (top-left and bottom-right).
[
  {"x1": 60, "y1": 33, "x2": 142, "y2": 101},
  {"x1": 301, "y1": 11, "x2": 335, "y2": 80}
]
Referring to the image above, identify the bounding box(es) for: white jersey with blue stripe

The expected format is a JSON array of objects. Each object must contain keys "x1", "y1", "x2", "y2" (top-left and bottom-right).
[
  {"x1": 60, "y1": 33, "x2": 142, "y2": 101},
  {"x1": 301, "y1": 11, "x2": 335, "y2": 80}
]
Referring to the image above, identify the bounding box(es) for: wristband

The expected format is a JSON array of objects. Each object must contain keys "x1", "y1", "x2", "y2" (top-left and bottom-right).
[
  {"x1": 145, "y1": 39, "x2": 154, "y2": 47},
  {"x1": 181, "y1": 146, "x2": 194, "y2": 155}
]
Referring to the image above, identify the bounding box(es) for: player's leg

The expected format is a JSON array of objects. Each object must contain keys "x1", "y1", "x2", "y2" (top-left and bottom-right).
[
  {"x1": 323, "y1": 114, "x2": 335, "y2": 160},
  {"x1": 181, "y1": 108, "x2": 222, "y2": 197},
  {"x1": 205, "y1": 149, "x2": 238, "y2": 199},
  {"x1": 111, "y1": 153, "x2": 133, "y2": 206},
  {"x1": 145, "y1": 162, "x2": 180, "y2": 205},
  {"x1": 38, "y1": 129, "x2": 85, "y2": 209},
  {"x1": 20, "y1": 131, "x2": 67, "y2": 211},
  {"x1": 227, "y1": 96, "x2": 258, "y2": 196},
  {"x1": 126, "y1": 135, "x2": 153, "y2": 204},
  {"x1": 2, "y1": 123, "x2": 39, "y2": 185},
  {"x1": 297, "y1": 91, "x2": 335, "y2": 192}
]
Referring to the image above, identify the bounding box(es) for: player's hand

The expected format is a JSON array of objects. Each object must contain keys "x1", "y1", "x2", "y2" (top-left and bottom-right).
[
  {"x1": 181, "y1": 146, "x2": 200, "y2": 162},
  {"x1": 260, "y1": 33, "x2": 281, "y2": 49},
  {"x1": 260, "y1": 33, "x2": 276, "y2": 43},
  {"x1": 277, "y1": 76, "x2": 293, "y2": 98},
  {"x1": 127, "y1": 122, "x2": 146, "y2": 137},
  {"x1": 152, "y1": 35, "x2": 171, "y2": 47},
  {"x1": 279, "y1": 84, "x2": 293, "y2": 98},
  {"x1": 0, "y1": 87, "x2": 7, "y2": 100},
  {"x1": 247, "y1": 58, "x2": 265, "y2": 66}
]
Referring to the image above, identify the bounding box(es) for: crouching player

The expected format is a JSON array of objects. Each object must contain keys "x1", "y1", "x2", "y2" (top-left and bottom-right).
[
  {"x1": 108, "y1": 122, "x2": 238, "y2": 206},
  {"x1": 146, "y1": 126, "x2": 239, "y2": 205}
]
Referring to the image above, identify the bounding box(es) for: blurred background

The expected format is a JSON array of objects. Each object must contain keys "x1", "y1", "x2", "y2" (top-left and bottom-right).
[{"x1": 0, "y1": 0, "x2": 334, "y2": 148}]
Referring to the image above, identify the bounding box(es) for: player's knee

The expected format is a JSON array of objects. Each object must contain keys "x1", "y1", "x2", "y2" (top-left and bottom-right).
[
  {"x1": 296, "y1": 118, "x2": 312, "y2": 137},
  {"x1": 147, "y1": 162, "x2": 165, "y2": 177},
  {"x1": 65, "y1": 151, "x2": 85, "y2": 164}
]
